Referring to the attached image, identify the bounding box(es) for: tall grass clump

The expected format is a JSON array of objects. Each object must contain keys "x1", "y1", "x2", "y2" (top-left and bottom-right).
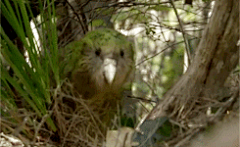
[{"x1": 1, "y1": 0, "x2": 59, "y2": 139}]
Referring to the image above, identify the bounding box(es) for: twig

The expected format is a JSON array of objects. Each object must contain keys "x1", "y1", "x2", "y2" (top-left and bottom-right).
[
  {"x1": 174, "y1": 128, "x2": 200, "y2": 147},
  {"x1": 81, "y1": 1, "x2": 170, "y2": 14},
  {"x1": 32, "y1": 114, "x2": 50, "y2": 144},
  {"x1": 65, "y1": 0, "x2": 88, "y2": 34},
  {"x1": 136, "y1": 38, "x2": 197, "y2": 66},
  {"x1": 209, "y1": 89, "x2": 239, "y2": 122},
  {"x1": 169, "y1": 0, "x2": 191, "y2": 66},
  {"x1": 127, "y1": 95, "x2": 158, "y2": 103}
]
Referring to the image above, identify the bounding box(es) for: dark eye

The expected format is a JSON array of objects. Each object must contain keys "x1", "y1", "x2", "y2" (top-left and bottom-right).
[
  {"x1": 95, "y1": 49, "x2": 101, "y2": 56},
  {"x1": 120, "y1": 50, "x2": 124, "y2": 57}
]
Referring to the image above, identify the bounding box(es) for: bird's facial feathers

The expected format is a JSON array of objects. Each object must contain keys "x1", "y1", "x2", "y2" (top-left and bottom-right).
[
  {"x1": 66, "y1": 28, "x2": 134, "y2": 97},
  {"x1": 84, "y1": 44, "x2": 133, "y2": 91}
]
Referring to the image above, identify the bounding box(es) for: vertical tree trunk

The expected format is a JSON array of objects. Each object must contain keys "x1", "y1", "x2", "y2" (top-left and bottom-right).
[{"x1": 148, "y1": 0, "x2": 239, "y2": 119}]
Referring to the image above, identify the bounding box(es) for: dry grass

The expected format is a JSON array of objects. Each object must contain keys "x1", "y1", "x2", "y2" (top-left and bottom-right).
[{"x1": 0, "y1": 73, "x2": 239, "y2": 147}]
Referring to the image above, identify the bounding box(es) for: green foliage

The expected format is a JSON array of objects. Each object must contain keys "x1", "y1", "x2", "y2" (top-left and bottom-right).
[
  {"x1": 1, "y1": 0, "x2": 58, "y2": 131},
  {"x1": 121, "y1": 116, "x2": 135, "y2": 128},
  {"x1": 113, "y1": 8, "x2": 152, "y2": 29},
  {"x1": 90, "y1": 19, "x2": 107, "y2": 27},
  {"x1": 100, "y1": 7, "x2": 115, "y2": 16},
  {"x1": 157, "y1": 119, "x2": 172, "y2": 138},
  {"x1": 162, "y1": 46, "x2": 184, "y2": 94}
]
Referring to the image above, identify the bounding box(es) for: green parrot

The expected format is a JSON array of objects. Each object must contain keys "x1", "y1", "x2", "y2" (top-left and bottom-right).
[{"x1": 60, "y1": 28, "x2": 134, "y2": 109}]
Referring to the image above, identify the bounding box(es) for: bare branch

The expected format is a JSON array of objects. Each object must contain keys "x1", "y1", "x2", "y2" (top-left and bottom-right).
[{"x1": 169, "y1": 0, "x2": 191, "y2": 65}]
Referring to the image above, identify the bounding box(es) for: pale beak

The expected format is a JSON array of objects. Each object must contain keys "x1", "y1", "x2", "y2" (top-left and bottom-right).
[{"x1": 103, "y1": 58, "x2": 117, "y2": 84}]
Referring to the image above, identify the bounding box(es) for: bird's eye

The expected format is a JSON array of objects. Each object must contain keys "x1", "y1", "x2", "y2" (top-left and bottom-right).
[
  {"x1": 120, "y1": 50, "x2": 124, "y2": 57},
  {"x1": 95, "y1": 49, "x2": 101, "y2": 56}
]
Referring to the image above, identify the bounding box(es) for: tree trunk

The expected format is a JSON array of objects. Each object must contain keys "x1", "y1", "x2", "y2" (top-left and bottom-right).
[{"x1": 148, "y1": 0, "x2": 239, "y2": 120}]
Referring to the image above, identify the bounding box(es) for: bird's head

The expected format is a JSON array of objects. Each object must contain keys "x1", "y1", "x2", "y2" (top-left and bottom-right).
[{"x1": 75, "y1": 28, "x2": 134, "y2": 93}]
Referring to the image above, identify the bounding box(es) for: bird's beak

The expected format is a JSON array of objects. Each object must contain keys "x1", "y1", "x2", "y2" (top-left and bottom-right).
[{"x1": 103, "y1": 58, "x2": 117, "y2": 85}]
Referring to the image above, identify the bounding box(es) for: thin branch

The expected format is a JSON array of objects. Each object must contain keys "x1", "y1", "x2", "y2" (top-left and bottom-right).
[
  {"x1": 65, "y1": 0, "x2": 88, "y2": 34},
  {"x1": 79, "y1": 0, "x2": 91, "y2": 9},
  {"x1": 169, "y1": 0, "x2": 191, "y2": 65},
  {"x1": 127, "y1": 96, "x2": 158, "y2": 103},
  {"x1": 81, "y1": 1, "x2": 171, "y2": 14},
  {"x1": 32, "y1": 114, "x2": 50, "y2": 144},
  {"x1": 136, "y1": 38, "x2": 197, "y2": 66}
]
